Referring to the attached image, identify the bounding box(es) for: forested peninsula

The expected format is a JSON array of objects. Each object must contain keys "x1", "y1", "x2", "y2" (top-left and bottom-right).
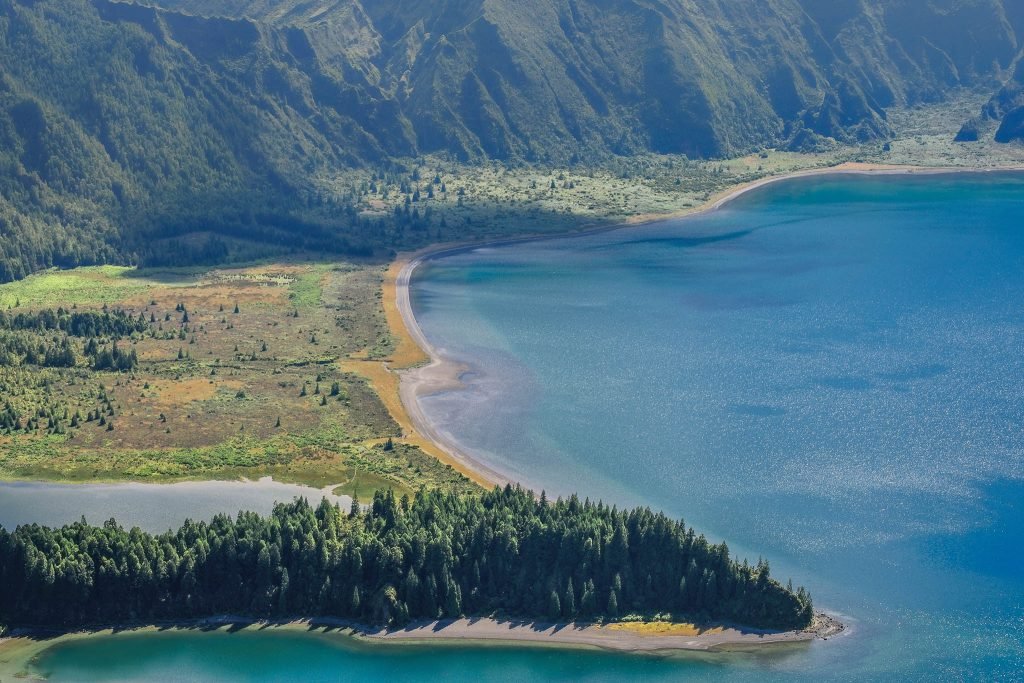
[{"x1": 0, "y1": 487, "x2": 812, "y2": 634}]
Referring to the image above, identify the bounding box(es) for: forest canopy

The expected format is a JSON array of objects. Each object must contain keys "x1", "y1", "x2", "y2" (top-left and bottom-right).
[{"x1": 0, "y1": 487, "x2": 813, "y2": 632}]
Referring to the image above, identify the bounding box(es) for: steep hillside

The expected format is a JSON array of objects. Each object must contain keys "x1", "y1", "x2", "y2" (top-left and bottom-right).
[
  {"x1": 0, "y1": 0, "x2": 411, "y2": 279},
  {"x1": 981, "y1": 60, "x2": 1024, "y2": 142},
  {"x1": 1, "y1": 0, "x2": 1022, "y2": 282},
  {"x1": 156, "y1": 0, "x2": 1024, "y2": 159}
]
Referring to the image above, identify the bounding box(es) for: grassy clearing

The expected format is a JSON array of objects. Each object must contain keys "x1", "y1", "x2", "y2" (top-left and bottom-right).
[
  {"x1": 288, "y1": 264, "x2": 330, "y2": 309},
  {"x1": 0, "y1": 261, "x2": 474, "y2": 496},
  {"x1": 0, "y1": 266, "x2": 152, "y2": 309},
  {"x1": 0, "y1": 429, "x2": 472, "y2": 498}
]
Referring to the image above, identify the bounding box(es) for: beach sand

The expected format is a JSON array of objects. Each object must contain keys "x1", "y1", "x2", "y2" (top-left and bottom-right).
[
  {"x1": 0, "y1": 612, "x2": 845, "y2": 676},
  {"x1": 362, "y1": 612, "x2": 845, "y2": 652},
  {"x1": 340, "y1": 258, "x2": 505, "y2": 488}
]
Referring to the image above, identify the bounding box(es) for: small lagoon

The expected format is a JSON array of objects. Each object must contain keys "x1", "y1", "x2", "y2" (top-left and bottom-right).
[{"x1": 0, "y1": 478, "x2": 352, "y2": 533}]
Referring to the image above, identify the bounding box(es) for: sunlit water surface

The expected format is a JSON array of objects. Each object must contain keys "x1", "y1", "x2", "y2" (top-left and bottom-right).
[
  {"x1": 0, "y1": 478, "x2": 351, "y2": 532},
  {"x1": 21, "y1": 174, "x2": 1024, "y2": 680}
]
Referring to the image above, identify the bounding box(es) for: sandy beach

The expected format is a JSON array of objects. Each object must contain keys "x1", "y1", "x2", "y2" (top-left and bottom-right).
[
  {"x1": 0, "y1": 612, "x2": 845, "y2": 676},
  {"x1": 362, "y1": 612, "x2": 845, "y2": 652}
]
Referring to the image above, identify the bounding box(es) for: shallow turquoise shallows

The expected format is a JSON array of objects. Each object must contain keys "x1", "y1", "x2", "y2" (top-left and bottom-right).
[{"x1": 26, "y1": 173, "x2": 1024, "y2": 680}]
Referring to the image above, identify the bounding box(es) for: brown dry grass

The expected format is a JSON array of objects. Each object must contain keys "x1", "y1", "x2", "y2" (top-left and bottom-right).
[
  {"x1": 605, "y1": 622, "x2": 725, "y2": 637},
  {"x1": 0, "y1": 263, "x2": 427, "y2": 487},
  {"x1": 150, "y1": 377, "x2": 235, "y2": 405}
]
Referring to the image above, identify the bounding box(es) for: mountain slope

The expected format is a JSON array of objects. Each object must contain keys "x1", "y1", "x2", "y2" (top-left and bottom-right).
[
  {"x1": 0, "y1": 0, "x2": 412, "y2": 278},
  {"x1": 155, "y1": 0, "x2": 1024, "y2": 159},
  {"x1": 0, "y1": 0, "x2": 1022, "y2": 282}
]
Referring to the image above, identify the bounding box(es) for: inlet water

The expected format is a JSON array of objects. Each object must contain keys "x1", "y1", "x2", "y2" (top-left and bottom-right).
[{"x1": 18, "y1": 173, "x2": 1024, "y2": 680}]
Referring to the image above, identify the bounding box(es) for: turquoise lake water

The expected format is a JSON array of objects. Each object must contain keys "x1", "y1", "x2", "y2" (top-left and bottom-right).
[{"x1": 22, "y1": 173, "x2": 1024, "y2": 680}]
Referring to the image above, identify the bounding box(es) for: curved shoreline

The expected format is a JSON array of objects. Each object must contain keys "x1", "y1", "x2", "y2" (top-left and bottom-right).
[
  {"x1": 0, "y1": 612, "x2": 845, "y2": 675},
  {"x1": 363, "y1": 612, "x2": 845, "y2": 652},
  {"x1": 391, "y1": 162, "x2": 1024, "y2": 490}
]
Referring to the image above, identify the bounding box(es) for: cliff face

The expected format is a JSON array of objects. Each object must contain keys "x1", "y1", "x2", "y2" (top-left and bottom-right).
[{"x1": 980, "y1": 61, "x2": 1024, "y2": 143}]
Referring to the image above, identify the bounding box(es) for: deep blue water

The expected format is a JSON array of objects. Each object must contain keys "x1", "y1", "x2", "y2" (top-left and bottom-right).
[
  {"x1": 409, "y1": 173, "x2": 1024, "y2": 680},
  {"x1": 23, "y1": 173, "x2": 1024, "y2": 680}
]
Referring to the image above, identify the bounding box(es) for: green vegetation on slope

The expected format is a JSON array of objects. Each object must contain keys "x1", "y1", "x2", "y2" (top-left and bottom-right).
[
  {"x1": 0, "y1": 487, "x2": 813, "y2": 632},
  {"x1": 1, "y1": 0, "x2": 1023, "y2": 283},
  {"x1": 157, "y1": 0, "x2": 1024, "y2": 158},
  {"x1": 0, "y1": 0, "x2": 413, "y2": 281}
]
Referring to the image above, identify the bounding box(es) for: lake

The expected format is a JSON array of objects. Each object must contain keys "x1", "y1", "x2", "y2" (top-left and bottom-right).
[{"x1": 16, "y1": 172, "x2": 1024, "y2": 680}]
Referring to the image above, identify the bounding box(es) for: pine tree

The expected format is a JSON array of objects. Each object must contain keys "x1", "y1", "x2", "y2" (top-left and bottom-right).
[
  {"x1": 277, "y1": 568, "x2": 289, "y2": 614},
  {"x1": 445, "y1": 579, "x2": 462, "y2": 617},
  {"x1": 564, "y1": 578, "x2": 576, "y2": 617},
  {"x1": 547, "y1": 590, "x2": 561, "y2": 620}
]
